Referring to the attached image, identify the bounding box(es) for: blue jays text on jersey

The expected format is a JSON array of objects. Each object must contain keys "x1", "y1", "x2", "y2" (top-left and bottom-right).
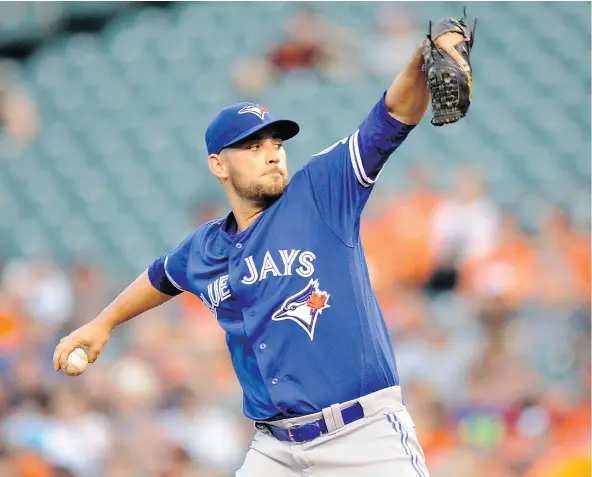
[{"x1": 148, "y1": 92, "x2": 416, "y2": 421}]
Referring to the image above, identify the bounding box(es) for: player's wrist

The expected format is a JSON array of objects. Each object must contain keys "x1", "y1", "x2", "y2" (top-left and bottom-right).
[{"x1": 94, "y1": 310, "x2": 119, "y2": 332}]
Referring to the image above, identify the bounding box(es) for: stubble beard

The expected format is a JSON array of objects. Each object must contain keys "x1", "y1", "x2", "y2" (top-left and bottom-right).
[{"x1": 230, "y1": 172, "x2": 287, "y2": 208}]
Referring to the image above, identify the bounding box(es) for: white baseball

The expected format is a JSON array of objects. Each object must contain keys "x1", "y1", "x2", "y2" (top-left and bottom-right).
[{"x1": 64, "y1": 347, "x2": 89, "y2": 376}]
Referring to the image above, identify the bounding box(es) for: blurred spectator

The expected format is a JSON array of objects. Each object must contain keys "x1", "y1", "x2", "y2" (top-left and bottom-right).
[
  {"x1": 0, "y1": 446, "x2": 19, "y2": 477},
  {"x1": 429, "y1": 447, "x2": 483, "y2": 477},
  {"x1": 69, "y1": 262, "x2": 111, "y2": 329},
  {"x1": 159, "y1": 386, "x2": 247, "y2": 474},
  {"x1": 460, "y1": 212, "x2": 536, "y2": 309},
  {"x1": 363, "y1": 5, "x2": 423, "y2": 79},
  {"x1": 0, "y1": 289, "x2": 26, "y2": 355},
  {"x1": 383, "y1": 163, "x2": 442, "y2": 287},
  {"x1": 532, "y1": 204, "x2": 591, "y2": 306},
  {"x1": 2, "y1": 368, "x2": 50, "y2": 455},
  {"x1": 52, "y1": 467, "x2": 78, "y2": 477},
  {"x1": 361, "y1": 163, "x2": 441, "y2": 327},
  {"x1": 427, "y1": 167, "x2": 501, "y2": 293},
  {"x1": 394, "y1": 297, "x2": 480, "y2": 407},
  {"x1": 234, "y1": 7, "x2": 360, "y2": 95},
  {"x1": 156, "y1": 445, "x2": 227, "y2": 477},
  {"x1": 0, "y1": 66, "x2": 39, "y2": 149},
  {"x1": 40, "y1": 385, "x2": 111, "y2": 477},
  {"x1": 1, "y1": 258, "x2": 74, "y2": 333},
  {"x1": 466, "y1": 295, "x2": 537, "y2": 411},
  {"x1": 15, "y1": 448, "x2": 52, "y2": 477},
  {"x1": 525, "y1": 446, "x2": 591, "y2": 477}
]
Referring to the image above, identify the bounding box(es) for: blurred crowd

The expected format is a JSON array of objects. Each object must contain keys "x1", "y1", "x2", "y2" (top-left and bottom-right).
[
  {"x1": 0, "y1": 3, "x2": 590, "y2": 477},
  {"x1": 0, "y1": 162, "x2": 589, "y2": 477},
  {"x1": 0, "y1": 62, "x2": 40, "y2": 151},
  {"x1": 233, "y1": 5, "x2": 422, "y2": 95}
]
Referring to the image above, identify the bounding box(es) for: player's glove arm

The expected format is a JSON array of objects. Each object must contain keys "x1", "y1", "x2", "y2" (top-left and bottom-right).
[
  {"x1": 384, "y1": 47, "x2": 431, "y2": 126},
  {"x1": 351, "y1": 93, "x2": 416, "y2": 185},
  {"x1": 385, "y1": 8, "x2": 476, "y2": 127}
]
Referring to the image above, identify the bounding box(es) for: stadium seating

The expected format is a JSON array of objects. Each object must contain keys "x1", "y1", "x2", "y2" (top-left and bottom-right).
[
  {"x1": 0, "y1": 2, "x2": 129, "y2": 46},
  {"x1": 1, "y1": 1, "x2": 589, "y2": 277}
]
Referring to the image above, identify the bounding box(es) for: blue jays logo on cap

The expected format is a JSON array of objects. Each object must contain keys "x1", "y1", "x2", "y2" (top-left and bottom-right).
[
  {"x1": 205, "y1": 102, "x2": 300, "y2": 155},
  {"x1": 238, "y1": 104, "x2": 269, "y2": 121},
  {"x1": 271, "y1": 279, "x2": 331, "y2": 340}
]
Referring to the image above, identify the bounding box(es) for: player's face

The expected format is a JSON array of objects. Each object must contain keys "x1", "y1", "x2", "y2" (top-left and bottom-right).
[{"x1": 222, "y1": 129, "x2": 288, "y2": 206}]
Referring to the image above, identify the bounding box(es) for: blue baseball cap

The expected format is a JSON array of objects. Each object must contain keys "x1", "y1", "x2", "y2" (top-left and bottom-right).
[{"x1": 205, "y1": 102, "x2": 300, "y2": 155}]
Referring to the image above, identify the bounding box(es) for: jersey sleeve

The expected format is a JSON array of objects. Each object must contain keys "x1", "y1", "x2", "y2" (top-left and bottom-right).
[
  {"x1": 303, "y1": 91, "x2": 416, "y2": 245},
  {"x1": 147, "y1": 230, "x2": 196, "y2": 294}
]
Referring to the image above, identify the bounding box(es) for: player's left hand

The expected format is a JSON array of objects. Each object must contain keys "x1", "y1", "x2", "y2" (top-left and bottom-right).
[
  {"x1": 432, "y1": 32, "x2": 470, "y2": 73},
  {"x1": 421, "y1": 7, "x2": 478, "y2": 126}
]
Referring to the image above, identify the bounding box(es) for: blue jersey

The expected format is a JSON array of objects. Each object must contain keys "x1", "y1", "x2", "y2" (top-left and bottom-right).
[{"x1": 148, "y1": 93, "x2": 415, "y2": 421}]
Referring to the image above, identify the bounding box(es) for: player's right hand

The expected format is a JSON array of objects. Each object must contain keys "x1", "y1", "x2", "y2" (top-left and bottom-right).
[{"x1": 53, "y1": 320, "x2": 112, "y2": 373}]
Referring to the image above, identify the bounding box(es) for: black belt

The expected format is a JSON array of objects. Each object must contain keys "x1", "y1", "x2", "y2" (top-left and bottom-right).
[{"x1": 258, "y1": 402, "x2": 365, "y2": 443}]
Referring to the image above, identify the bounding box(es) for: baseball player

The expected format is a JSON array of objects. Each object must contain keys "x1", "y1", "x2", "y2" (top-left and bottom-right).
[{"x1": 54, "y1": 13, "x2": 476, "y2": 477}]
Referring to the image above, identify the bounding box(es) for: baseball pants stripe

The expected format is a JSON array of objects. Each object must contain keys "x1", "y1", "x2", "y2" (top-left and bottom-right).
[{"x1": 386, "y1": 413, "x2": 427, "y2": 477}]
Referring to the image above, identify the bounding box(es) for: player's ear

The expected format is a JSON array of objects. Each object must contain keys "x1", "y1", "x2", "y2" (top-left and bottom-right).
[{"x1": 208, "y1": 153, "x2": 229, "y2": 180}]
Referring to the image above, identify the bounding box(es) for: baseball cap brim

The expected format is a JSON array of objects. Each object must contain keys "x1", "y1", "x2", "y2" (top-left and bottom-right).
[{"x1": 221, "y1": 119, "x2": 300, "y2": 151}]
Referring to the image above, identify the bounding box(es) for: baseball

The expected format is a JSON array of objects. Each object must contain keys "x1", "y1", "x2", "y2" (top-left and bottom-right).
[{"x1": 64, "y1": 347, "x2": 89, "y2": 376}]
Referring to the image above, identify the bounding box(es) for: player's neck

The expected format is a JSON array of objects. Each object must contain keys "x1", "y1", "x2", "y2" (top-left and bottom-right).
[{"x1": 230, "y1": 198, "x2": 266, "y2": 233}]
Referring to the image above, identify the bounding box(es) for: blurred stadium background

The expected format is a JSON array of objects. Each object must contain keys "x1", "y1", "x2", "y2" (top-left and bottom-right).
[{"x1": 0, "y1": 1, "x2": 590, "y2": 477}]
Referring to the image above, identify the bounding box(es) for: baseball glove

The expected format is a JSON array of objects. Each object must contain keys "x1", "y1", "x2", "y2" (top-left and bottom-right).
[{"x1": 422, "y1": 7, "x2": 477, "y2": 126}]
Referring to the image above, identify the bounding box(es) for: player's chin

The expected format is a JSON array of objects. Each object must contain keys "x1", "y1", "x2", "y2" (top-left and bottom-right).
[
  {"x1": 258, "y1": 182, "x2": 286, "y2": 204},
  {"x1": 264, "y1": 175, "x2": 287, "y2": 191},
  {"x1": 265, "y1": 185, "x2": 285, "y2": 200}
]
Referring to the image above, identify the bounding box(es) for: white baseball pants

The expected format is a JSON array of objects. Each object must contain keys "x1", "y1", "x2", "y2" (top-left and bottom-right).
[{"x1": 236, "y1": 386, "x2": 430, "y2": 477}]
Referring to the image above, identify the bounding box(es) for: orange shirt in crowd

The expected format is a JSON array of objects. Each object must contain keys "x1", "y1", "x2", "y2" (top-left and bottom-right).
[
  {"x1": 362, "y1": 190, "x2": 440, "y2": 293},
  {"x1": 361, "y1": 215, "x2": 400, "y2": 308},
  {"x1": 525, "y1": 444, "x2": 591, "y2": 477},
  {"x1": 532, "y1": 207, "x2": 591, "y2": 305},
  {"x1": 460, "y1": 229, "x2": 536, "y2": 307},
  {"x1": 15, "y1": 451, "x2": 52, "y2": 477},
  {"x1": 178, "y1": 293, "x2": 238, "y2": 393},
  {"x1": 418, "y1": 425, "x2": 458, "y2": 463},
  {"x1": 382, "y1": 191, "x2": 440, "y2": 286},
  {"x1": 562, "y1": 232, "x2": 591, "y2": 301},
  {"x1": 551, "y1": 403, "x2": 591, "y2": 448},
  {"x1": 532, "y1": 232, "x2": 591, "y2": 306},
  {"x1": 0, "y1": 304, "x2": 25, "y2": 353}
]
